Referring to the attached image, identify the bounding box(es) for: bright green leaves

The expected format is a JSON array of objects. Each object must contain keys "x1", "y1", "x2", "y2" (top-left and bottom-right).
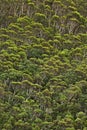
[{"x1": 34, "y1": 13, "x2": 47, "y2": 26}]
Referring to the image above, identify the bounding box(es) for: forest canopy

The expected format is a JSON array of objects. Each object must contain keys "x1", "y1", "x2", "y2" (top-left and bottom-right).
[{"x1": 0, "y1": 0, "x2": 87, "y2": 130}]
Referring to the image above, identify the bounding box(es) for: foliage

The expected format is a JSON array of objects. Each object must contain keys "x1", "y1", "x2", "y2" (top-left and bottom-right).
[{"x1": 0, "y1": 0, "x2": 87, "y2": 129}]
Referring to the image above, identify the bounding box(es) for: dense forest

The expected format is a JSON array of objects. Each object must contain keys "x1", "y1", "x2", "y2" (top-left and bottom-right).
[{"x1": 0, "y1": 0, "x2": 87, "y2": 130}]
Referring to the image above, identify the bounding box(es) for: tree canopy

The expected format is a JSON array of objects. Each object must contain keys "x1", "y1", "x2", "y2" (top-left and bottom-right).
[{"x1": 0, "y1": 0, "x2": 87, "y2": 129}]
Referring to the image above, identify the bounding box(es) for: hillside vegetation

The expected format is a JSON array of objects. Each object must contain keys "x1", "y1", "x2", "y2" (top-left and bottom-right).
[{"x1": 0, "y1": 0, "x2": 87, "y2": 130}]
